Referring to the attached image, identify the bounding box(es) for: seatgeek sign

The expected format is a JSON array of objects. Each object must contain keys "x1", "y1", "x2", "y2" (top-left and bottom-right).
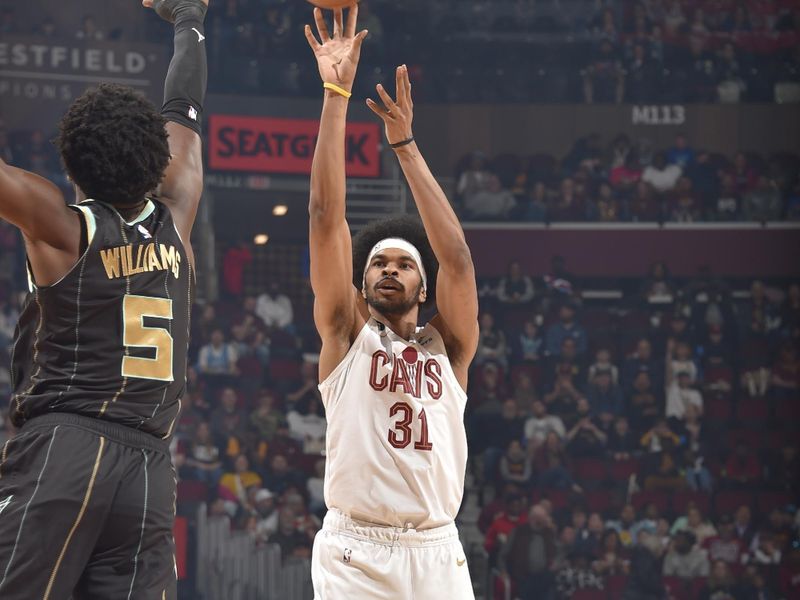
[{"x1": 209, "y1": 114, "x2": 381, "y2": 177}]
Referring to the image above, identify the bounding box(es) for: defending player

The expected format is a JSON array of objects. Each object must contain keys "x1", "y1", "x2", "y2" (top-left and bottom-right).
[
  {"x1": 0, "y1": 0, "x2": 207, "y2": 597},
  {"x1": 305, "y1": 6, "x2": 479, "y2": 599}
]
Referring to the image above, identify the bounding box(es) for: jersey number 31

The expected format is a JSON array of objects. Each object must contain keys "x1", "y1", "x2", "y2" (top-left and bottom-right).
[{"x1": 388, "y1": 402, "x2": 433, "y2": 451}]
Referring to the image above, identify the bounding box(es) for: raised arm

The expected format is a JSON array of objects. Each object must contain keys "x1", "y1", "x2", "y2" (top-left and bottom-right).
[
  {"x1": 145, "y1": 0, "x2": 209, "y2": 248},
  {"x1": 367, "y1": 66, "x2": 479, "y2": 383},
  {"x1": 305, "y1": 7, "x2": 368, "y2": 380}
]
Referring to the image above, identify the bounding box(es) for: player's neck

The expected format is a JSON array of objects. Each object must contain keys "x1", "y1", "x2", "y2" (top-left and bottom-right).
[{"x1": 370, "y1": 309, "x2": 419, "y2": 341}]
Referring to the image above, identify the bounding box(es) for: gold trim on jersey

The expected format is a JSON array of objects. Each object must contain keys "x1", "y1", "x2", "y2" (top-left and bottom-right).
[{"x1": 42, "y1": 436, "x2": 106, "y2": 600}]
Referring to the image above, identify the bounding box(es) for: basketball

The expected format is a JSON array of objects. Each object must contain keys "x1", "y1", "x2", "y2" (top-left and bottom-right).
[{"x1": 306, "y1": 0, "x2": 359, "y2": 9}]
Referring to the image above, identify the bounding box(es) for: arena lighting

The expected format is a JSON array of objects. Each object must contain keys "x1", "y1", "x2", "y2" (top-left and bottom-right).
[
  {"x1": 272, "y1": 204, "x2": 288, "y2": 216},
  {"x1": 253, "y1": 233, "x2": 269, "y2": 245}
]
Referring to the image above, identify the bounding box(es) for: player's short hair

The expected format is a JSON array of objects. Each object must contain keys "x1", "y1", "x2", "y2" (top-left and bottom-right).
[
  {"x1": 352, "y1": 216, "x2": 438, "y2": 307},
  {"x1": 55, "y1": 83, "x2": 170, "y2": 206}
]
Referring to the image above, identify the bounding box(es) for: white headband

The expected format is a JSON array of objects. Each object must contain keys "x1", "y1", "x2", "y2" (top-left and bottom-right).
[{"x1": 363, "y1": 238, "x2": 427, "y2": 292}]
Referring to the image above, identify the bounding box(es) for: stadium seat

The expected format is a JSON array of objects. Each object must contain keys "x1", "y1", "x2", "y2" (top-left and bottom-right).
[
  {"x1": 704, "y1": 395, "x2": 733, "y2": 421},
  {"x1": 571, "y1": 458, "x2": 608, "y2": 486},
  {"x1": 775, "y1": 400, "x2": 800, "y2": 423},
  {"x1": 177, "y1": 480, "x2": 209, "y2": 504},
  {"x1": 663, "y1": 576, "x2": 692, "y2": 600},
  {"x1": 269, "y1": 358, "x2": 301, "y2": 382},
  {"x1": 690, "y1": 577, "x2": 707, "y2": 599},
  {"x1": 585, "y1": 489, "x2": 614, "y2": 515},
  {"x1": 671, "y1": 490, "x2": 711, "y2": 516},
  {"x1": 571, "y1": 589, "x2": 606, "y2": 600},
  {"x1": 757, "y1": 491, "x2": 793, "y2": 514},
  {"x1": 735, "y1": 400, "x2": 769, "y2": 423},
  {"x1": 726, "y1": 429, "x2": 762, "y2": 450},
  {"x1": 609, "y1": 457, "x2": 640, "y2": 482},
  {"x1": 632, "y1": 490, "x2": 669, "y2": 513},
  {"x1": 714, "y1": 491, "x2": 755, "y2": 515},
  {"x1": 606, "y1": 575, "x2": 627, "y2": 597}
]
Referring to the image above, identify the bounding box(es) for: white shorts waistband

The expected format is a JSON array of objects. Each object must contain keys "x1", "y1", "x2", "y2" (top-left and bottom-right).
[{"x1": 323, "y1": 509, "x2": 459, "y2": 548}]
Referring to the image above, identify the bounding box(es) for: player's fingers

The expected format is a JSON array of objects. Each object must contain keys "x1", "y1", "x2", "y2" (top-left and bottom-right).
[
  {"x1": 395, "y1": 65, "x2": 404, "y2": 102},
  {"x1": 314, "y1": 8, "x2": 331, "y2": 43},
  {"x1": 142, "y1": 0, "x2": 153, "y2": 7},
  {"x1": 376, "y1": 84, "x2": 397, "y2": 111},
  {"x1": 333, "y1": 8, "x2": 344, "y2": 38},
  {"x1": 305, "y1": 25, "x2": 321, "y2": 52},
  {"x1": 345, "y1": 2, "x2": 358, "y2": 38},
  {"x1": 403, "y1": 65, "x2": 413, "y2": 105},
  {"x1": 350, "y1": 29, "x2": 368, "y2": 58},
  {"x1": 366, "y1": 98, "x2": 389, "y2": 121}
]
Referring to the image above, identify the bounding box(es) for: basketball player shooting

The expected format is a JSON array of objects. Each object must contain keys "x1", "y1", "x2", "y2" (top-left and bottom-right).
[
  {"x1": 0, "y1": 0, "x2": 207, "y2": 597},
  {"x1": 305, "y1": 6, "x2": 479, "y2": 599}
]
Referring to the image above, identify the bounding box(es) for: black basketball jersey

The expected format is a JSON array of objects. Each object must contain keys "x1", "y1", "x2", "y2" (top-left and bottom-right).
[{"x1": 10, "y1": 199, "x2": 193, "y2": 439}]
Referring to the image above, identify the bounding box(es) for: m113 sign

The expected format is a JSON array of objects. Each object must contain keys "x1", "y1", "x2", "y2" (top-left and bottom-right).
[{"x1": 208, "y1": 114, "x2": 381, "y2": 177}]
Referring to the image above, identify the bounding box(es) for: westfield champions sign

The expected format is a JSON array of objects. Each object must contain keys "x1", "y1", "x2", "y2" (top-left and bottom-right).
[{"x1": 209, "y1": 114, "x2": 381, "y2": 177}]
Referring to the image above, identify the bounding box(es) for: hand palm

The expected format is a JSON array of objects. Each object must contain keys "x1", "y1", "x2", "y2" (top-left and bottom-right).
[{"x1": 314, "y1": 39, "x2": 359, "y2": 87}]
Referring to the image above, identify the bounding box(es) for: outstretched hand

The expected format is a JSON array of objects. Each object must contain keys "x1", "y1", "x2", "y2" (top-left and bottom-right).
[
  {"x1": 305, "y1": 6, "x2": 368, "y2": 93},
  {"x1": 367, "y1": 65, "x2": 414, "y2": 146}
]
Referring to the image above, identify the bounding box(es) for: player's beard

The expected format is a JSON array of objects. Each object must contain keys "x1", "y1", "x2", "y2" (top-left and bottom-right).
[{"x1": 366, "y1": 281, "x2": 421, "y2": 317}]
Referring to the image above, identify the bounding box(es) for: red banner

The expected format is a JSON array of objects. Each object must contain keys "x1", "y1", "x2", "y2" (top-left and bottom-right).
[{"x1": 208, "y1": 114, "x2": 381, "y2": 177}]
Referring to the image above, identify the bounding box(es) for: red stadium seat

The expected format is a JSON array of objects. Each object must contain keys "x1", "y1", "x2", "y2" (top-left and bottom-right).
[
  {"x1": 735, "y1": 400, "x2": 769, "y2": 423},
  {"x1": 585, "y1": 489, "x2": 614, "y2": 515},
  {"x1": 779, "y1": 564, "x2": 800, "y2": 598},
  {"x1": 690, "y1": 577, "x2": 707, "y2": 599},
  {"x1": 726, "y1": 429, "x2": 762, "y2": 451},
  {"x1": 606, "y1": 575, "x2": 627, "y2": 597},
  {"x1": 775, "y1": 400, "x2": 800, "y2": 422},
  {"x1": 572, "y1": 458, "x2": 608, "y2": 485},
  {"x1": 177, "y1": 480, "x2": 209, "y2": 503},
  {"x1": 705, "y1": 395, "x2": 733, "y2": 421},
  {"x1": 671, "y1": 490, "x2": 711, "y2": 516},
  {"x1": 757, "y1": 491, "x2": 792, "y2": 514},
  {"x1": 714, "y1": 491, "x2": 755, "y2": 515},
  {"x1": 269, "y1": 358, "x2": 301, "y2": 382},
  {"x1": 663, "y1": 576, "x2": 691, "y2": 600},
  {"x1": 609, "y1": 457, "x2": 640, "y2": 482},
  {"x1": 631, "y1": 490, "x2": 669, "y2": 513}
]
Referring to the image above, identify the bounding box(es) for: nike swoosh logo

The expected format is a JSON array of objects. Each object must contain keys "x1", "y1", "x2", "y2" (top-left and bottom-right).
[
  {"x1": 457, "y1": 557, "x2": 466, "y2": 566},
  {"x1": 192, "y1": 27, "x2": 205, "y2": 42}
]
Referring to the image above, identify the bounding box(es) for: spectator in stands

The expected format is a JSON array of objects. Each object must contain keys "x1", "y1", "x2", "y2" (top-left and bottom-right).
[
  {"x1": 249, "y1": 389, "x2": 283, "y2": 443},
  {"x1": 186, "y1": 421, "x2": 223, "y2": 486},
  {"x1": 535, "y1": 432, "x2": 580, "y2": 492},
  {"x1": 471, "y1": 363, "x2": 507, "y2": 413},
  {"x1": 780, "y1": 283, "x2": 800, "y2": 341},
  {"x1": 286, "y1": 356, "x2": 322, "y2": 409},
  {"x1": 198, "y1": 329, "x2": 239, "y2": 392},
  {"x1": 722, "y1": 440, "x2": 762, "y2": 489},
  {"x1": 523, "y1": 180, "x2": 549, "y2": 222},
  {"x1": 546, "y1": 302, "x2": 588, "y2": 358},
  {"x1": 524, "y1": 400, "x2": 566, "y2": 449},
  {"x1": 673, "y1": 505, "x2": 718, "y2": 546},
  {"x1": 255, "y1": 281, "x2": 294, "y2": 332},
  {"x1": 211, "y1": 386, "x2": 246, "y2": 441},
  {"x1": 727, "y1": 152, "x2": 759, "y2": 195},
  {"x1": 549, "y1": 177, "x2": 584, "y2": 221},
  {"x1": 497, "y1": 260, "x2": 535, "y2": 305},
  {"x1": 610, "y1": 154, "x2": 643, "y2": 192},
  {"x1": 642, "y1": 151, "x2": 682, "y2": 193},
  {"x1": 75, "y1": 15, "x2": 105, "y2": 41},
  {"x1": 499, "y1": 504, "x2": 558, "y2": 600},
  {"x1": 484, "y1": 493, "x2": 527, "y2": 567},
  {"x1": 663, "y1": 530, "x2": 710, "y2": 578},
  {"x1": 698, "y1": 560, "x2": 738, "y2": 600},
  {"x1": 703, "y1": 514, "x2": 746, "y2": 567},
  {"x1": 475, "y1": 311, "x2": 509, "y2": 369},
  {"x1": 627, "y1": 180, "x2": 661, "y2": 221},
  {"x1": 607, "y1": 504, "x2": 638, "y2": 548},
  {"x1": 641, "y1": 261, "x2": 675, "y2": 304},
  {"x1": 582, "y1": 39, "x2": 625, "y2": 104},
  {"x1": 556, "y1": 548, "x2": 605, "y2": 598},
  {"x1": 457, "y1": 153, "x2": 515, "y2": 220},
  {"x1": 511, "y1": 370, "x2": 539, "y2": 414},
  {"x1": 512, "y1": 319, "x2": 544, "y2": 366},
  {"x1": 566, "y1": 397, "x2": 609, "y2": 457},
  {"x1": 586, "y1": 367, "x2": 624, "y2": 417},
  {"x1": 499, "y1": 439, "x2": 532, "y2": 489},
  {"x1": 668, "y1": 176, "x2": 702, "y2": 222},
  {"x1": 222, "y1": 238, "x2": 254, "y2": 298},
  {"x1": 628, "y1": 371, "x2": 660, "y2": 434},
  {"x1": 667, "y1": 134, "x2": 696, "y2": 170},
  {"x1": 742, "y1": 176, "x2": 783, "y2": 222},
  {"x1": 625, "y1": 42, "x2": 660, "y2": 103},
  {"x1": 665, "y1": 341, "x2": 703, "y2": 421},
  {"x1": 262, "y1": 454, "x2": 301, "y2": 497},
  {"x1": 733, "y1": 505, "x2": 756, "y2": 547},
  {"x1": 624, "y1": 338, "x2": 661, "y2": 388},
  {"x1": 479, "y1": 399, "x2": 526, "y2": 482},
  {"x1": 586, "y1": 180, "x2": 623, "y2": 222},
  {"x1": 269, "y1": 507, "x2": 313, "y2": 560},
  {"x1": 219, "y1": 453, "x2": 263, "y2": 512},
  {"x1": 543, "y1": 256, "x2": 578, "y2": 307},
  {"x1": 751, "y1": 532, "x2": 782, "y2": 565},
  {"x1": 253, "y1": 489, "x2": 278, "y2": 542},
  {"x1": 770, "y1": 342, "x2": 800, "y2": 399},
  {"x1": 588, "y1": 347, "x2": 619, "y2": 385},
  {"x1": 593, "y1": 529, "x2": 630, "y2": 576},
  {"x1": 176, "y1": 390, "x2": 204, "y2": 441},
  {"x1": 286, "y1": 397, "x2": 326, "y2": 454},
  {"x1": 766, "y1": 443, "x2": 799, "y2": 492},
  {"x1": 640, "y1": 418, "x2": 685, "y2": 491},
  {"x1": 608, "y1": 416, "x2": 637, "y2": 459},
  {"x1": 544, "y1": 366, "x2": 585, "y2": 423}
]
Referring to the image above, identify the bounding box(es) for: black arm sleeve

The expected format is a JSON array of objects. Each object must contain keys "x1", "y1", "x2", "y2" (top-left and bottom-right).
[{"x1": 156, "y1": 0, "x2": 208, "y2": 135}]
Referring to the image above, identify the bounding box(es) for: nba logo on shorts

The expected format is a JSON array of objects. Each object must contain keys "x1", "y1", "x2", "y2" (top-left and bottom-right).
[{"x1": 342, "y1": 548, "x2": 352, "y2": 564}]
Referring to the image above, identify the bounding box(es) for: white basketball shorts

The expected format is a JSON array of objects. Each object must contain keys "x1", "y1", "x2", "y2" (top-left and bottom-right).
[{"x1": 311, "y1": 509, "x2": 475, "y2": 600}]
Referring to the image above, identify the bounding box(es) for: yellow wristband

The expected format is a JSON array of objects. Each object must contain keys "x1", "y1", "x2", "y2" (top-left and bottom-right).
[{"x1": 324, "y1": 82, "x2": 352, "y2": 99}]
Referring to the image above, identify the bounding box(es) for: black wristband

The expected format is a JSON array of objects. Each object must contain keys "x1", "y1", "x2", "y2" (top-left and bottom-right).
[{"x1": 389, "y1": 136, "x2": 415, "y2": 149}]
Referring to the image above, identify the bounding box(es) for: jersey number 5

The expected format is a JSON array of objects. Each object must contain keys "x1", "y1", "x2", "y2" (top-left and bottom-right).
[
  {"x1": 121, "y1": 294, "x2": 174, "y2": 381},
  {"x1": 388, "y1": 402, "x2": 433, "y2": 451}
]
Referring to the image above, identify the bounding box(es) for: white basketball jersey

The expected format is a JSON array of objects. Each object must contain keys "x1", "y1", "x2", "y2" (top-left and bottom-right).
[{"x1": 319, "y1": 318, "x2": 468, "y2": 530}]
